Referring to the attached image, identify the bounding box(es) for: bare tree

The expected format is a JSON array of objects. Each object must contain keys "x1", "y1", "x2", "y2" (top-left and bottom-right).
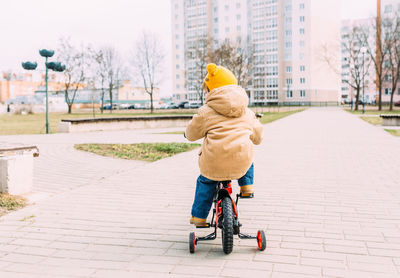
[
  {"x1": 88, "y1": 47, "x2": 107, "y2": 114},
  {"x1": 186, "y1": 38, "x2": 211, "y2": 105},
  {"x1": 57, "y1": 37, "x2": 87, "y2": 114},
  {"x1": 212, "y1": 42, "x2": 253, "y2": 88},
  {"x1": 132, "y1": 31, "x2": 165, "y2": 113},
  {"x1": 102, "y1": 46, "x2": 124, "y2": 114},
  {"x1": 382, "y1": 14, "x2": 400, "y2": 110},
  {"x1": 359, "y1": 18, "x2": 388, "y2": 111},
  {"x1": 340, "y1": 26, "x2": 371, "y2": 110}
]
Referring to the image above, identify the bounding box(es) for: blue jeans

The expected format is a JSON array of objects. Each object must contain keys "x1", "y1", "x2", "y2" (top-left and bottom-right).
[{"x1": 191, "y1": 164, "x2": 254, "y2": 219}]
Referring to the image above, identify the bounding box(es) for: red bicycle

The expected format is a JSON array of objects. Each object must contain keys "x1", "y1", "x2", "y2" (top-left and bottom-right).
[{"x1": 189, "y1": 181, "x2": 266, "y2": 254}]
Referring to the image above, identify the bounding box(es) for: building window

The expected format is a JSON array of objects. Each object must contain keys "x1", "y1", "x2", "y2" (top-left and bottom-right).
[
  {"x1": 176, "y1": 85, "x2": 180, "y2": 89},
  {"x1": 225, "y1": 4, "x2": 229, "y2": 10},
  {"x1": 385, "y1": 88, "x2": 392, "y2": 95},
  {"x1": 237, "y1": 25, "x2": 241, "y2": 31},
  {"x1": 300, "y1": 3, "x2": 305, "y2": 9},
  {"x1": 175, "y1": 3, "x2": 178, "y2": 9},
  {"x1": 286, "y1": 78, "x2": 292, "y2": 85},
  {"x1": 236, "y1": 2, "x2": 240, "y2": 9},
  {"x1": 225, "y1": 16, "x2": 229, "y2": 22},
  {"x1": 236, "y1": 14, "x2": 241, "y2": 20},
  {"x1": 398, "y1": 88, "x2": 400, "y2": 95},
  {"x1": 287, "y1": 90, "x2": 293, "y2": 98},
  {"x1": 385, "y1": 4, "x2": 392, "y2": 13},
  {"x1": 300, "y1": 65, "x2": 305, "y2": 71},
  {"x1": 300, "y1": 90, "x2": 306, "y2": 97},
  {"x1": 225, "y1": 27, "x2": 230, "y2": 32},
  {"x1": 176, "y1": 64, "x2": 180, "y2": 69},
  {"x1": 214, "y1": 18, "x2": 218, "y2": 23},
  {"x1": 385, "y1": 74, "x2": 392, "y2": 81},
  {"x1": 300, "y1": 28, "x2": 305, "y2": 34},
  {"x1": 176, "y1": 74, "x2": 180, "y2": 79},
  {"x1": 176, "y1": 44, "x2": 179, "y2": 49},
  {"x1": 300, "y1": 16, "x2": 305, "y2": 22},
  {"x1": 300, "y1": 77, "x2": 306, "y2": 84},
  {"x1": 286, "y1": 66, "x2": 292, "y2": 73},
  {"x1": 300, "y1": 40, "x2": 305, "y2": 47},
  {"x1": 285, "y1": 42, "x2": 292, "y2": 48}
]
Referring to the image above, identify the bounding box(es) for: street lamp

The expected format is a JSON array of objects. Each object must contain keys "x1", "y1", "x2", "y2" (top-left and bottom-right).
[{"x1": 22, "y1": 49, "x2": 65, "y2": 134}]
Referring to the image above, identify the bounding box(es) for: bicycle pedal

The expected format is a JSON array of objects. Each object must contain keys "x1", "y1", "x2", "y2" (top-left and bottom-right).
[
  {"x1": 239, "y1": 193, "x2": 254, "y2": 198},
  {"x1": 196, "y1": 223, "x2": 211, "y2": 229}
]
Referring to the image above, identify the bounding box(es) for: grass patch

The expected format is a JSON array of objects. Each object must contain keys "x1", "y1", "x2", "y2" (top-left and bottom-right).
[
  {"x1": 157, "y1": 131, "x2": 185, "y2": 135},
  {"x1": 0, "y1": 111, "x2": 194, "y2": 135},
  {"x1": 75, "y1": 142, "x2": 201, "y2": 162},
  {"x1": 385, "y1": 129, "x2": 400, "y2": 137},
  {"x1": 0, "y1": 194, "x2": 27, "y2": 216},
  {"x1": 360, "y1": 116, "x2": 382, "y2": 125},
  {"x1": 346, "y1": 109, "x2": 400, "y2": 115},
  {"x1": 259, "y1": 110, "x2": 305, "y2": 124}
]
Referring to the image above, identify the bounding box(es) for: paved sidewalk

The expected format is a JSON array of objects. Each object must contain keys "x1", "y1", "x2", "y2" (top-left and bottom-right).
[{"x1": 0, "y1": 108, "x2": 400, "y2": 277}]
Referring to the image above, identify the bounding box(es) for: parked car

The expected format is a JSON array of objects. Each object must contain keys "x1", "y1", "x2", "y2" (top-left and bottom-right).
[
  {"x1": 394, "y1": 100, "x2": 400, "y2": 107},
  {"x1": 119, "y1": 103, "x2": 130, "y2": 109},
  {"x1": 102, "y1": 104, "x2": 118, "y2": 110},
  {"x1": 127, "y1": 104, "x2": 136, "y2": 109},
  {"x1": 189, "y1": 102, "x2": 201, "y2": 109},
  {"x1": 161, "y1": 102, "x2": 177, "y2": 109},
  {"x1": 177, "y1": 101, "x2": 189, "y2": 108}
]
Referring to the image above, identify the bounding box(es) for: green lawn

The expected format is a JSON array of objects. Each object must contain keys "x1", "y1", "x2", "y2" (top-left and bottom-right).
[
  {"x1": 0, "y1": 109, "x2": 306, "y2": 135},
  {"x1": 346, "y1": 109, "x2": 400, "y2": 115},
  {"x1": 259, "y1": 110, "x2": 305, "y2": 124},
  {"x1": 385, "y1": 129, "x2": 400, "y2": 137},
  {"x1": 157, "y1": 131, "x2": 185, "y2": 135},
  {"x1": 75, "y1": 142, "x2": 201, "y2": 162},
  {"x1": 0, "y1": 111, "x2": 194, "y2": 135},
  {"x1": 360, "y1": 116, "x2": 382, "y2": 125}
]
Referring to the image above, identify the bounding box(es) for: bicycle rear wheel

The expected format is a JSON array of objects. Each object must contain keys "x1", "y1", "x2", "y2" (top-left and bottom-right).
[{"x1": 221, "y1": 197, "x2": 234, "y2": 254}]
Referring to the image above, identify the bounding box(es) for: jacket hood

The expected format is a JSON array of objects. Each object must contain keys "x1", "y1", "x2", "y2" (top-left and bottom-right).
[{"x1": 205, "y1": 85, "x2": 249, "y2": 118}]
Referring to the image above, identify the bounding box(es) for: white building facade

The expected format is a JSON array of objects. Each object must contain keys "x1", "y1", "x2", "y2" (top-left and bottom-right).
[{"x1": 171, "y1": 0, "x2": 341, "y2": 105}]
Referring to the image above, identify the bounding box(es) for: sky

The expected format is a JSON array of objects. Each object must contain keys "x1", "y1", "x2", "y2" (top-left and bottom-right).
[{"x1": 0, "y1": 0, "x2": 376, "y2": 97}]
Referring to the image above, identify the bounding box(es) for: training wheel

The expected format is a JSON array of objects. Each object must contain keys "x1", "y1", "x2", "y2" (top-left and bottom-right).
[
  {"x1": 189, "y1": 232, "x2": 196, "y2": 253},
  {"x1": 257, "y1": 230, "x2": 266, "y2": 251}
]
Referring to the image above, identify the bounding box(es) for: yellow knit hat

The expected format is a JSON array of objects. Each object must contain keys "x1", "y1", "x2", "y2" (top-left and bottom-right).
[{"x1": 204, "y1": 63, "x2": 238, "y2": 91}]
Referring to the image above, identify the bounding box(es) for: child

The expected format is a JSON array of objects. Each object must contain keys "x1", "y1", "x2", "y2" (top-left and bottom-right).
[{"x1": 185, "y1": 63, "x2": 263, "y2": 227}]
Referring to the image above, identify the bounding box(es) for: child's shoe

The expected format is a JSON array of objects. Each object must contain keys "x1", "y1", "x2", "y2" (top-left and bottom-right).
[
  {"x1": 190, "y1": 216, "x2": 208, "y2": 227},
  {"x1": 240, "y1": 185, "x2": 254, "y2": 197}
]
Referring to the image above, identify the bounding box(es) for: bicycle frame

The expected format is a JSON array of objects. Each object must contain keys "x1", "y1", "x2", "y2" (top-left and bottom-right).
[{"x1": 195, "y1": 181, "x2": 257, "y2": 244}]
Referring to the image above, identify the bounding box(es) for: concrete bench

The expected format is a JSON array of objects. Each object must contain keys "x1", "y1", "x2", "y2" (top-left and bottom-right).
[
  {"x1": 58, "y1": 115, "x2": 194, "y2": 133},
  {"x1": 380, "y1": 114, "x2": 400, "y2": 126},
  {"x1": 0, "y1": 144, "x2": 39, "y2": 195}
]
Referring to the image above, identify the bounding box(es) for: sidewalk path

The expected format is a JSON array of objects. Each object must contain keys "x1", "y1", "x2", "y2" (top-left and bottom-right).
[{"x1": 0, "y1": 108, "x2": 400, "y2": 277}]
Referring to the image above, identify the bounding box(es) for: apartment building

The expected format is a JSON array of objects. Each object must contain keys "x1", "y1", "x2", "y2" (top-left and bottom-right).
[
  {"x1": 170, "y1": 0, "x2": 341, "y2": 105},
  {"x1": 381, "y1": 0, "x2": 400, "y2": 103},
  {"x1": 340, "y1": 0, "x2": 400, "y2": 105}
]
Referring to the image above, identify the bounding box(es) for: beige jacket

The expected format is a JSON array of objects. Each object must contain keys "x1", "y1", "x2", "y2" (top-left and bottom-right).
[{"x1": 185, "y1": 85, "x2": 263, "y2": 181}]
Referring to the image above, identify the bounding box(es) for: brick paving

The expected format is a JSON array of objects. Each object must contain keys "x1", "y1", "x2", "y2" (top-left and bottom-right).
[{"x1": 0, "y1": 108, "x2": 399, "y2": 277}]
